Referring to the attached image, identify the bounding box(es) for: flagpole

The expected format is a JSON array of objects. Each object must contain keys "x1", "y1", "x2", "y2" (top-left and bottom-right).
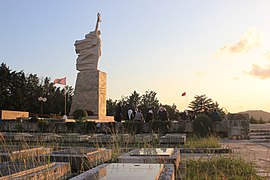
[
  {"x1": 181, "y1": 92, "x2": 187, "y2": 110},
  {"x1": 185, "y1": 95, "x2": 188, "y2": 109},
  {"x1": 53, "y1": 77, "x2": 67, "y2": 118},
  {"x1": 64, "y1": 85, "x2": 67, "y2": 116}
]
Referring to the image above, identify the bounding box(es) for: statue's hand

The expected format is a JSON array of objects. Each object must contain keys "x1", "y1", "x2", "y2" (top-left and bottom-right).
[{"x1": 97, "y1": 13, "x2": 101, "y2": 22}]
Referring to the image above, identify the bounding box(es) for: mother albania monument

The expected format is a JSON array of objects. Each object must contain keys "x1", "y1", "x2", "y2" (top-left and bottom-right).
[{"x1": 70, "y1": 13, "x2": 113, "y2": 122}]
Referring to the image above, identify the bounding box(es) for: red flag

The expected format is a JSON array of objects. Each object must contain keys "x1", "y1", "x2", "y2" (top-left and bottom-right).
[
  {"x1": 54, "y1": 77, "x2": 66, "y2": 85},
  {"x1": 181, "y1": 92, "x2": 186, "y2": 96}
]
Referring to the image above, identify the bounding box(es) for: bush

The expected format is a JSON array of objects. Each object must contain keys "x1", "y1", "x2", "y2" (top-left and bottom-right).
[
  {"x1": 15, "y1": 123, "x2": 24, "y2": 132},
  {"x1": 124, "y1": 121, "x2": 143, "y2": 134},
  {"x1": 150, "y1": 120, "x2": 171, "y2": 134},
  {"x1": 29, "y1": 116, "x2": 39, "y2": 122},
  {"x1": 80, "y1": 122, "x2": 96, "y2": 134},
  {"x1": 192, "y1": 114, "x2": 213, "y2": 137},
  {"x1": 104, "y1": 122, "x2": 116, "y2": 134},
  {"x1": 73, "y1": 109, "x2": 88, "y2": 120},
  {"x1": 38, "y1": 120, "x2": 49, "y2": 132},
  {"x1": 86, "y1": 110, "x2": 94, "y2": 116},
  {"x1": 86, "y1": 122, "x2": 97, "y2": 133},
  {"x1": 66, "y1": 122, "x2": 76, "y2": 132}
]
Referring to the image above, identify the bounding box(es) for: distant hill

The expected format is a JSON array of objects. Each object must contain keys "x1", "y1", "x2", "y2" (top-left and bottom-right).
[{"x1": 240, "y1": 110, "x2": 270, "y2": 122}]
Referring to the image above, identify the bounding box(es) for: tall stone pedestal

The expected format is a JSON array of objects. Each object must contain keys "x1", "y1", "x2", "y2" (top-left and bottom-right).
[{"x1": 70, "y1": 70, "x2": 113, "y2": 121}]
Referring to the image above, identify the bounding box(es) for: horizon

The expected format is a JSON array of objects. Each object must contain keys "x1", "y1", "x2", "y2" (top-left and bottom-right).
[{"x1": 1, "y1": 1, "x2": 270, "y2": 113}]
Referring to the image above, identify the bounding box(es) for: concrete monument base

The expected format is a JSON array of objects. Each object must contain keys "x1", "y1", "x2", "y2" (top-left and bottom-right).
[{"x1": 70, "y1": 70, "x2": 113, "y2": 122}]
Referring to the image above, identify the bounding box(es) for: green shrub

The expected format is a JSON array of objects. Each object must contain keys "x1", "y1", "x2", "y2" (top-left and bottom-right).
[
  {"x1": 38, "y1": 120, "x2": 49, "y2": 132},
  {"x1": 15, "y1": 123, "x2": 24, "y2": 132},
  {"x1": 73, "y1": 109, "x2": 88, "y2": 120},
  {"x1": 192, "y1": 114, "x2": 213, "y2": 137},
  {"x1": 87, "y1": 122, "x2": 97, "y2": 133},
  {"x1": 104, "y1": 122, "x2": 116, "y2": 134},
  {"x1": 86, "y1": 110, "x2": 94, "y2": 116},
  {"x1": 150, "y1": 120, "x2": 171, "y2": 134},
  {"x1": 29, "y1": 116, "x2": 39, "y2": 122},
  {"x1": 73, "y1": 120, "x2": 83, "y2": 133},
  {"x1": 66, "y1": 122, "x2": 76, "y2": 132},
  {"x1": 80, "y1": 122, "x2": 96, "y2": 134},
  {"x1": 124, "y1": 121, "x2": 143, "y2": 134},
  {"x1": 177, "y1": 120, "x2": 186, "y2": 132}
]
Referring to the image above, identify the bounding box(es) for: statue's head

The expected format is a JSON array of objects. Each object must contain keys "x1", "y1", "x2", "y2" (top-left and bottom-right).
[{"x1": 98, "y1": 30, "x2": 101, "y2": 35}]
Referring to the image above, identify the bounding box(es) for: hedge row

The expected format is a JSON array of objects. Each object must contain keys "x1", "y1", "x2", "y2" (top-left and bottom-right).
[{"x1": 8, "y1": 120, "x2": 173, "y2": 134}]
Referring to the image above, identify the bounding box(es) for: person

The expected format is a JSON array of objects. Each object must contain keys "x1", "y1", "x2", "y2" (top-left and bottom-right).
[
  {"x1": 210, "y1": 109, "x2": 221, "y2": 121},
  {"x1": 158, "y1": 106, "x2": 169, "y2": 121},
  {"x1": 133, "y1": 109, "x2": 144, "y2": 122},
  {"x1": 127, "y1": 108, "x2": 133, "y2": 121},
  {"x1": 145, "y1": 109, "x2": 153, "y2": 122},
  {"x1": 203, "y1": 108, "x2": 211, "y2": 118},
  {"x1": 114, "y1": 103, "x2": 123, "y2": 123},
  {"x1": 179, "y1": 111, "x2": 188, "y2": 121},
  {"x1": 157, "y1": 106, "x2": 163, "y2": 120},
  {"x1": 75, "y1": 13, "x2": 102, "y2": 71}
]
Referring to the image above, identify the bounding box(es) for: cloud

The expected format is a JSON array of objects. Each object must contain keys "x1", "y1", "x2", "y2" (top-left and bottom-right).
[
  {"x1": 217, "y1": 28, "x2": 263, "y2": 55},
  {"x1": 263, "y1": 51, "x2": 270, "y2": 61},
  {"x1": 245, "y1": 64, "x2": 270, "y2": 79}
]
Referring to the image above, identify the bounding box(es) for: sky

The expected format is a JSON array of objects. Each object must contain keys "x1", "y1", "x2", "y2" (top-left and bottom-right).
[{"x1": 1, "y1": 0, "x2": 270, "y2": 113}]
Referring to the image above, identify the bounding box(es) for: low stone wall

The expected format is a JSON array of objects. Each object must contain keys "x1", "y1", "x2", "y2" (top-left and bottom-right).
[
  {"x1": 0, "y1": 162, "x2": 71, "y2": 180},
  {"x1": 226, "y1": 113, "x2": 249, "y2": 139},
  {"x1": 0, "y1": 114, "x2": 250, "y2": 139},
  {"x1": 160, "y1": 134, "x2": 186, "y2": 144},
  {"x1": 0, "y1": 147, "x2": 51, "y2": 161},
  {"x1": 41, "y1": 147, "x2": 112, "y2": 172},
  {"x1": 118, "y1": 148, "x2": 180, "y2": 169},
  {"x1": 0, "y1": 120, "x2": 66, "y2": 133},
  {"x1": 227, "y1": 120, "x2": 249, "y2": 139}
]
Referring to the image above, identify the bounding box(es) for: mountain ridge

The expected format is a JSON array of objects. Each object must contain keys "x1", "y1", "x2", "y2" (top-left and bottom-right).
[{"x1": 239, "y1": 110, "x2": 270, "y2": 122}]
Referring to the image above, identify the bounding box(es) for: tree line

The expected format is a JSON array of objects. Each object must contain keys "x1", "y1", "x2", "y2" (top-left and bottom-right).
[
  {"x1": 106, "y1": 92, "x2": 226, "y2": 121},
  {"x1": 1, "y1": 62, "x2": 225, "y2": 119},
  {"x1": 106, "y1": 90, "x2": 179, "y2": 120},
  {"x1": 0, "y1": 63, "x2": 73, "y2": 116}
]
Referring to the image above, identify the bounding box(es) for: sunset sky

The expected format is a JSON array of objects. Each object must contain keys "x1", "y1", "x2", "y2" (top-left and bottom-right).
[{"x1": 1, "y1": 1, "x2": 270, "y2": 113}]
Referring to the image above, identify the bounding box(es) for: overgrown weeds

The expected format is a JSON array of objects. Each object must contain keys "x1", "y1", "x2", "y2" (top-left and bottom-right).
[
  {"x1": 0, "y1": 130, "x2": 265, "y2": 179},
  {"x1": 184, "y1": 135, "x2": 220, "y2": 148},
  {"x1": 186, "y1": 155, "x2": 262, "y2": 179}
]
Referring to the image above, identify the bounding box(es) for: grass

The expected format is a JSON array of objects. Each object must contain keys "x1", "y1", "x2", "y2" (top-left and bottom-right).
[
  {"x1": 186, "y1": 155, "x2": 262, "y2": 180},
  {"x1": 184, "y1": 135, "x2": 221, "y2": 148},
  {"x1": 0, "y1": 131, "x2": 266, "y2": 179}
]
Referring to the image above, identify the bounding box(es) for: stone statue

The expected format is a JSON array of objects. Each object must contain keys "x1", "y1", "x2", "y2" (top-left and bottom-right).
[{"x1": 75, "y1": 13, "x2": 102, "y2": 71}]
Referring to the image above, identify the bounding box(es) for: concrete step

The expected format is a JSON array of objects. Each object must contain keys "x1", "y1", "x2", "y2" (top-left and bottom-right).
[
  {"x1": 180, "y1": 148, "x2": 231, "y2": 154},
  {"x1": 249, "y1": 135, "x2": 270, "y2": 139},
  {"x1": 249, "y1": 132, "x2": 270, "y2": 136},
  {"x1": 250, "y1": 139, "x2": 270, "y2": 143},
  {"x1": 250, "y1": 129, "x2": 270, "y2": 133}
]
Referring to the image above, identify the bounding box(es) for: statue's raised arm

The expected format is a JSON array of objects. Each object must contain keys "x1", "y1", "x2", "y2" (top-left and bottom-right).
[
  {"x1": 75, "y1": 13, "x2": 102, "y2": 71},
  {"x1": 95, "y1": 13, "x2": 101, "y2": 34}
]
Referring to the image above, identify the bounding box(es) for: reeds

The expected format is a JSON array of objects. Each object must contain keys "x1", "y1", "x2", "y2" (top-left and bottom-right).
[
  {"x1": 186, "y1": 155, "x2": 262, "y2": 179},
  {"x1": 0, "y1": 131, "x2": 267, "y2": 179},
  {"x1": 184, "y1": 135, "x2": 221, "y2": 148}
]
